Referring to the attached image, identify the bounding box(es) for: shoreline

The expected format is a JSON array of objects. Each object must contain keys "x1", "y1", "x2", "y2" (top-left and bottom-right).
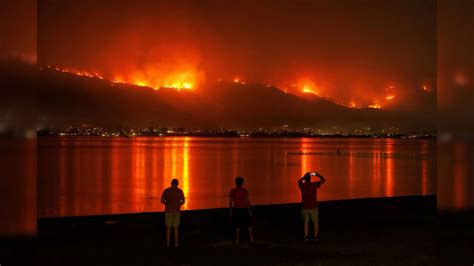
[
  {"x1": 37, "y1": 134, "x2": 437, "y2": 139},
  {"x1": 3, "y1": 195, "x2": 437, "y2": 265},
  {"x1": 38, "y1": 195, "x2": 435, "y2": 221}
]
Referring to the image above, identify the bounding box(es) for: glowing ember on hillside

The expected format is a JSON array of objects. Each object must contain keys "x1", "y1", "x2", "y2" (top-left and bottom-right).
[
  {"x1": 454, "y1": 72, "x2": 469, "y2": 86},
  {"x1": 233, "y1": 77, "x2": 241, "y2": 83},
  {"x1": 46, "y1": 66, "x2": 105, "y2": 80},
  {"x1": 299, "y1": 80, "x2": 320, "y2": 96},
  {"x1": 277, "y1": 79, "x2": 401, "y2": 109},
  {"x1": 135, "y1": 80, "x2": 148, "y2": 87},
  {"x1": 302, "y1": 87, "x2": 318, "y2": 95},
  {"x1": 369, "y1": 102, "x2": 382, "y2": 109},
  {"x1": 125, "y1": 68, "x2": 200, "y2": 90}
]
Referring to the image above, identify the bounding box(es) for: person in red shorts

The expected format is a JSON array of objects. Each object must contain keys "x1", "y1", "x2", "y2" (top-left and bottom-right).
[
  {"x1": 229, "y1": 176, "x2": 254, "y2": 245},
  {"x1": 298, "y1": 171, "x2": 326, "y2": 241}
]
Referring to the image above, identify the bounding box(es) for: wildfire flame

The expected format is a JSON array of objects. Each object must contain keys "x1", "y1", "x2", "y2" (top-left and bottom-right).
[
  {"x1": 300, "y1": 81, "x2": 319, "y2": 96},
  {"x1": 369, "y1": 101, "x2": 382, "y2": 109},
  {"x1": 302, "y1": 87, "x2": 318, "y2": 95},
  {"x1": 48, "y1": 66, "x2": 105, "y2": 80},
  {"x1": 43, "y1": 65, "x2": 407, "y2": 110},
  {"x1": 46, "y1": 65, "x2": 200, "y2": 91}
]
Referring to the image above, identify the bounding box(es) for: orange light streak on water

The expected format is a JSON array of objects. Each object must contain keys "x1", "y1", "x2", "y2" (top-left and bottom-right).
[{"x1": 385, "y1": 140, "x2": 394, "y2": 196}]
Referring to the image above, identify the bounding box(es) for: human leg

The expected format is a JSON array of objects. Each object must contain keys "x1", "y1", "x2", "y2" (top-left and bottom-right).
[
  {"x1": 302, "y1": 209, "x2": 310, "y2": 239},
  {"x1": 234, "y1": 208, "x2": 244, "y2": 244},
  {"x1": 248, "y1": 227, "x2": 254, "y2": 243},
  {"x1": 172, "y1": 213, "x2": 180, "y2": 247},
  {"x1": 165, "y1": 213, "x2": 172, "y2": 247},
  {"x1": 310, "y1": 208, "x2": 319, "y2": 238},
  {"x1": 173, "y1": 226, "x2": 179, "y2": 247},
  {"x1": 236, "y1": 228, "x2": 240, "y2": 244},
  {"x1": 166, "y1": 227, "x2": 171, "y2": 247}
]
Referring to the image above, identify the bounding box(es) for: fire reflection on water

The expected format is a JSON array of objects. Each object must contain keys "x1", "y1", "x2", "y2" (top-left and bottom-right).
[
  {"x1": 372, "y1": 142, "x2": 382, "y2": 196},
  {"x1": 182, "y1": 138, "x2": 190, "y2": 210},
  {"x1": 300, "y1": 138, "x2": 310, "y2": 176},
  {"x1": 438, "y1": 140, "x2": 473, "y2": 211},
  {"x1": 421, "y1": 142, "x2": 429, "y2": 196},
  {"x1": 38, "y1": 137, "x2": 436, "y2": 218},
  {"x1": 385, "y1": 139, "x2": 394, "y2": 197},
  {"x1": 348, "y1": 142, "x2": 354, "y2": 198}
]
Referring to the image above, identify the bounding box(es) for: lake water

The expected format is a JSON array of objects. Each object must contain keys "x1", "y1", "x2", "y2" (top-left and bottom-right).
[{"x1": 38, "y1": 137, "x2": 436, "y2": 218}]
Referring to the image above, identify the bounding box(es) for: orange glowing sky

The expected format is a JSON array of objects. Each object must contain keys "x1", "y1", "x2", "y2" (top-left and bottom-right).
[{"x1": 38, "y1": 0, "x2": 436, "y2": 111}]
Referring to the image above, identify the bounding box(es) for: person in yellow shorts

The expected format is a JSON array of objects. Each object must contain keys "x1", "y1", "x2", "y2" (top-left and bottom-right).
[
  {"x1": 298, "y1": 172, "x2": 326, "y2": 242},
  {"x1": 161, "y1": 179, "x2": 185, "y2": 247}
]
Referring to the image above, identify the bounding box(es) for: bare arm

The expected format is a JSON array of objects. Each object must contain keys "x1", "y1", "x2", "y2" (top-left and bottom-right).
[
  {"x1": 161, "y1": 190, "x2": 167, "y2": 204},
  {"x1": 229, "y1": 191, "x2": 234, "y2": 217},
  {"x1": 180, "y1": 190, "x2": 185, "y2": 205},
  {"x1": 247, "y1": 191, "x2": 252, "y2": 216},
  {"x1": 316, "y1": 172, "x2": 326, "y2": 185},
  {"x1": 298, "y1": 176, "x2": 305, "y2": 188},
  {"x1": 298, "y1": 172, "x2": 310, "y2": 188}
]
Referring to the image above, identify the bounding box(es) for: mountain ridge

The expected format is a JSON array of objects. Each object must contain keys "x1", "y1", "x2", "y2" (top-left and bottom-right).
[{"x1": 1, "y1": 63, "x2": 435, "y2": 131}]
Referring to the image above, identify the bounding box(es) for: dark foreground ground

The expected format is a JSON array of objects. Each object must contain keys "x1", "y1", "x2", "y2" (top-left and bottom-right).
[{"x1": 2, "y1": 196, "x2": 439, "y2": 265}]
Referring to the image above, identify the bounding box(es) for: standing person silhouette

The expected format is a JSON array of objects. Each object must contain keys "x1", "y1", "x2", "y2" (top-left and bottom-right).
[
  {"x1": 229, "y1": 176, "x2": 254, "y2": 245},
  {"x1": 161, "y1": 178, "x2": 185, "y2": 247},
  {"x1": 298, "y1": 172, "x2": 326, "y2": 242}
]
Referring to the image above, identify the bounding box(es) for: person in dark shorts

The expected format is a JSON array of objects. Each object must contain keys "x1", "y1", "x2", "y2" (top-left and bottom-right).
[
  {"x1": 298, "y1": 172, "x2": 326, "y2": 241},
  {"x1": 161, "y1": 178, "x2": 185, "y2": 247},
  {"x1": 229, "y1": 176, "x2": 254, "y2": 244}
]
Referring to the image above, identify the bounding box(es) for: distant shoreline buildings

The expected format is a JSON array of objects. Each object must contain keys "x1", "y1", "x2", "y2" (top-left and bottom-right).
[{"x1": 37, "y1": 125, "x2": 436, "y2": 139}]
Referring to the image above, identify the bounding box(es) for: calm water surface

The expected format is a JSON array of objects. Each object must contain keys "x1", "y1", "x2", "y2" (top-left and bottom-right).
[{"x1": 38, "y1": 137, "x2": 436, "y2": 218}]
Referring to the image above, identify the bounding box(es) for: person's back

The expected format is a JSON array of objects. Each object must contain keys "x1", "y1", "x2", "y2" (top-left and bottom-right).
[
  {"x1": 229, "y1": 176, "x2": 254, "y2": 244},
  {"x1": 298, "y1": 172, "x2": 326, "y2": 241},
  {"x1": 162, "y1": 186, "x2": 184, "y2": 213},
  {"x1": 161, "y1": 179, "x2": 185, "y2": 247},
  {"x1": 230, "y1": 186, "x2": 249, "y2": 208},
  {"x1": 299, "y1": 180, "x2": 321, "y2": 209}
]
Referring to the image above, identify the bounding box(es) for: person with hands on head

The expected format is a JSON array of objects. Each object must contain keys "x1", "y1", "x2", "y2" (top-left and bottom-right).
[{"x1": 298, "y1": 171, "x2": 326, "y2": 242}]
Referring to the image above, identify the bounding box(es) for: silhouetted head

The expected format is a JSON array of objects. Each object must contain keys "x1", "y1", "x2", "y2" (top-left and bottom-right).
[
  {"x1": 303, "y1": 173, "x2": 311, "y2": 182},
  {"x1": 235, "y1": 176, "x2": 244, "y2": 187},
  {"x1": 171, "y1": 179, "x2": 179, "y2": 187}
]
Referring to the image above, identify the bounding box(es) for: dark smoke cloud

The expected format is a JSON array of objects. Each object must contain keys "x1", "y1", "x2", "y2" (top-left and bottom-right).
[{"x1": 38, "y1": 0, "x2": 436, "y2": 111}]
